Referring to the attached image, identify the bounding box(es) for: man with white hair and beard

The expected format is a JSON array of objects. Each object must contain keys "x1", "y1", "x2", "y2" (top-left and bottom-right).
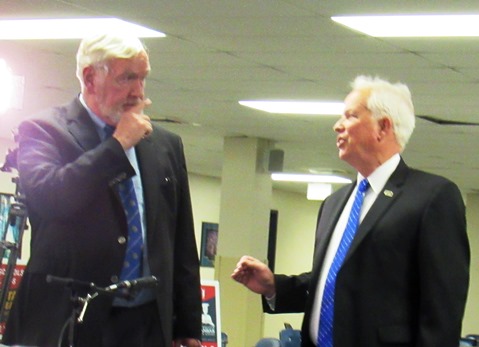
[{"x1": 3, "y1": 33, "x2": 202, "y2": 347}]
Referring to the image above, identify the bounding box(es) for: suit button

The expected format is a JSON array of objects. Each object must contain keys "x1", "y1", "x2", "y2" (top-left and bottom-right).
[
  {"x1": 118, "y1": 236, "x2": 126, "y2": 244},
  {"x1": 110, "y1": 275, "x2": 119, "y2": 283}
]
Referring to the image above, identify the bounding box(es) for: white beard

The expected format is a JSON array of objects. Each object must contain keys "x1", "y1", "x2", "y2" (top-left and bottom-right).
[{"x1": 97, "y1": 103, "x2": 123, "y2": 126}]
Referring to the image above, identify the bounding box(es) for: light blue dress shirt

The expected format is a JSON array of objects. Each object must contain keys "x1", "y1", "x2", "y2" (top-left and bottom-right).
[{"x1": 79, "y1": 95, "x2": 155, "y2": 306}]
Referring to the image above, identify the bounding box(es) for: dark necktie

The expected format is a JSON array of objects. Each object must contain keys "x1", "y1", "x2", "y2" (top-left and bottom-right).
[
  {"x1": 104, "y1": 125, "x2": 143, "y2": 281},
  {"x1": 318, "y1": 178, "x2": 369, "y2": 347}
]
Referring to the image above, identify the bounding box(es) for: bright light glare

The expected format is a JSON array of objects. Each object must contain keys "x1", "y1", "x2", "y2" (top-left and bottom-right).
[
  {"x1": 307, "y1": 183, "x2": 333, "y2": 200},
  {"x1": 239, "y1": 101, "x2": 344, "y2": 115},
  {"x1": 0, "y1": 59, "x2": 13, "y2": 113},
  {"x1": 271, "y1": 173, "x2": 352, "y2": 184},
  {"x1": 332, "y1": 15, "x2": 479, "y2": 37},
  {"x1": 0, "y1": 18, "x2": 166, "y2": 40}
]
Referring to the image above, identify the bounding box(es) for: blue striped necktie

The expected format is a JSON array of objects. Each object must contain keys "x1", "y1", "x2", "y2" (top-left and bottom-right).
[
  {"x1": 318, "y1": 178, "x2": 369, "y2": 347},
  {"x1": 104, "y1": 125, "x2": 143, "y2": 281},
  {"x1": 117, "y1": 179, "x2": 143, "y2": 280}
]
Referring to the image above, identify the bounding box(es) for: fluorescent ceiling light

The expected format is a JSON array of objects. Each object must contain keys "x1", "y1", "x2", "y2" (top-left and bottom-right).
[
  {"x1": 332, "y1": 15, "x2": 479, "y2": 37},
  {"x1": 0, "y1": 18, "x2": 165, "y2": 40},
  {"x1": 271, "y1": 173, "x2": 352, "y2": 184},
  {"x1": 239, "y1": 101, "x2": 344, "y2": 115}
]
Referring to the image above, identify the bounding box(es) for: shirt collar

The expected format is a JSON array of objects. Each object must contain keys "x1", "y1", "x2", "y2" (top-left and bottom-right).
[
  {"x1": 357, "y1": 153, "x2": 400, "y2": 194},
  {"x1": 79, "y1": 94, "x2": 108, "y2": 139}
]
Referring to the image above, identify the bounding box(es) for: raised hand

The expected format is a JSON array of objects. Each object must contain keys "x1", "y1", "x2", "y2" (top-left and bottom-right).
[
  {"x1": 113, "y1": 98, "x2": 153, "y2": 149},
  {"x1": 231, "y1": 255, "x2": 276, "y2": 298}
]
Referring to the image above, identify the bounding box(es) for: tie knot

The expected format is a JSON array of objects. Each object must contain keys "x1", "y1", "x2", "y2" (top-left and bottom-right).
[
  {"x1": 358, "y1": 179, "x2": 369, "y2": 193},
  {"x1": 103, "y1": 125, "x2": 115, "y2": 139}
]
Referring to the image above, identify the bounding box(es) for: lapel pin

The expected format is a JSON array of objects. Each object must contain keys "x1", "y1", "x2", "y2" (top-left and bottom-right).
[{"x1": 383, "y1": 190, "x2": 394, "y2": 197}]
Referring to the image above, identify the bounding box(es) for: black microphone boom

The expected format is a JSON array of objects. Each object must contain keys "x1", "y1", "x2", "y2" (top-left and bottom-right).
[
  {"x1": 106, "y1": 276, "x2": 158, "y2": 291},
  {"x1": 46, "y1": 275, "x2": 95, "y2": 291}
]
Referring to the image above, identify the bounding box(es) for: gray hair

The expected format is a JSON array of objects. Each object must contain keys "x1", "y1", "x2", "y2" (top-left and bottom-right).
[
  {"x1": 76, "y1": 33, "x2": 148, "y2": 88},
  {"x1": 351, "y1": 75, "x2": 416, "y2": 151}
]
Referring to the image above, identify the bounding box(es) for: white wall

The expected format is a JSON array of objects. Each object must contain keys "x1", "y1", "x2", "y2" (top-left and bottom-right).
[
  {"x1": 189, "y1": 174, "x2": 222, "y2": 282},
  {"x1": 463, "y1": 193, "x2": 479, "y2": 335},
  {"x1": 263, "y1": 189, "x2": 319, "y2": 336},
  {"x1": 0, "y1": 139, "x2": 16, "y2": 194}
]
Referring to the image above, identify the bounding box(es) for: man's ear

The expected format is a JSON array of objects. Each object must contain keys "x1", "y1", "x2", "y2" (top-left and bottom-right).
[
  {"x1": 82, "y1": 66, "x2": 95, "y2": 92},
  {"x1": 377, "y1": 117, "x2": 392, "y2": 140}
]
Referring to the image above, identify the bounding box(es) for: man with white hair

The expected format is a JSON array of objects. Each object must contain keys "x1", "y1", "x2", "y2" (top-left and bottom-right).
[
  {"x1": 3, "y1": 33, "x2": 202, "y2": 347},
  {"x1": 232, "y1": 75, "x2": 470, "y2": 347}
]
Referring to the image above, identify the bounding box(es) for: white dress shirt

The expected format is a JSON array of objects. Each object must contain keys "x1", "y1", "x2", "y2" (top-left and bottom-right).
[{"x1": 309, "y1": 154, "x2": 401, "y2": 343}]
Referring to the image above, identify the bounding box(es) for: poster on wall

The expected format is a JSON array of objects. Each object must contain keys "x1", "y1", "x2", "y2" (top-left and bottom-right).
[
  {"x1": 201, "y1": 280, "x2": 221, "y2": 347},
  {"x1": 0, "y1": 261, "x2": 26, "y2": 336},
  {"x1": 200, "y1": 222, "x2": 219, "y2": 267}
]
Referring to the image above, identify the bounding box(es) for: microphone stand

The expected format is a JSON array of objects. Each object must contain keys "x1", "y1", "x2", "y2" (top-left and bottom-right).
[
  {"x1": 47, "y1": 275, "x2": 158, "y2": 347},
  {"x1": 46, "y1": 275, "x2": 122, "y2": 347}
]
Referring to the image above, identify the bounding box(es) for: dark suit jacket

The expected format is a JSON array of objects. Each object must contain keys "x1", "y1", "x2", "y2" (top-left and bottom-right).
[
  {"x1": 267, "y1": 159, "x2": 470, "y2": 347},
  {"x1": 3, "y1": 98, "x2": 202, "y2": 346}
]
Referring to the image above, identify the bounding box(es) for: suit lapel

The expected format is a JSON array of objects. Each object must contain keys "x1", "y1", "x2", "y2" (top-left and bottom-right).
[
  {"x1": 304, "y1": 183, "x2": 355, "y2": 322},
  {"x1": 316, "y1": 185, "x2": 354, "y2": 259},
  {"x1": 310, "y1": 184, "x2": 354, "y2": 282},
  {"x1": 305, "y1": 160, "x2": 410, "y2": 324},
  {"x1": 345, "y1": 159, "x2": 409, "y2": 259},
  {"x1": 64, "y1": 98, "x2": 101, "y2": 151},
  {"x1": 135, "y1": 135, "x2": 160, "y2": 239}
]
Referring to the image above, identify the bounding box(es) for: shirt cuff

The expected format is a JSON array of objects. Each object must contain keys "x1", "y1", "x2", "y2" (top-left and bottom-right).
[{"x1": 265, "y1": 293, "x2": 276, "y2": 311}]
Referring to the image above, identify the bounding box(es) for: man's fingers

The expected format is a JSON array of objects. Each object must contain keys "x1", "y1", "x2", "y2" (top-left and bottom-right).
[
  {"x1": 144, "y1": 98, "x2": 152, "y2": 108},
  {"x1": 142, "y1": 118, "x2": 153, "y2": 138},
  {"x1": 127, "y1": 97, "x2": 152, "y2": 115}
]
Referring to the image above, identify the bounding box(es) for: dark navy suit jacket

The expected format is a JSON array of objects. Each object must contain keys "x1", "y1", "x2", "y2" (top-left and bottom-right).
[
  {"x1": 4, "y1": 98, "x2": 202, "y2": 346},
  {"x1": 267, "y1": 159, "x2": 469, "y2": 347}
]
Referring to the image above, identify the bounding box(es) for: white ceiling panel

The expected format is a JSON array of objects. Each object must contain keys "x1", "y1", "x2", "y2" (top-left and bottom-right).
[{"x1": 1, "y1": 0, "x2": 479, "y2": 196}]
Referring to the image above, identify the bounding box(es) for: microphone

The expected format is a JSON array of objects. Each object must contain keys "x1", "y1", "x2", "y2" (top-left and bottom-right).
[
  {"x1": 46, "y1": 275, "x2": 94, "y2": 290},
  {"x1": 106, "y1": 276, "x2": 158, "y2": 292}
]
